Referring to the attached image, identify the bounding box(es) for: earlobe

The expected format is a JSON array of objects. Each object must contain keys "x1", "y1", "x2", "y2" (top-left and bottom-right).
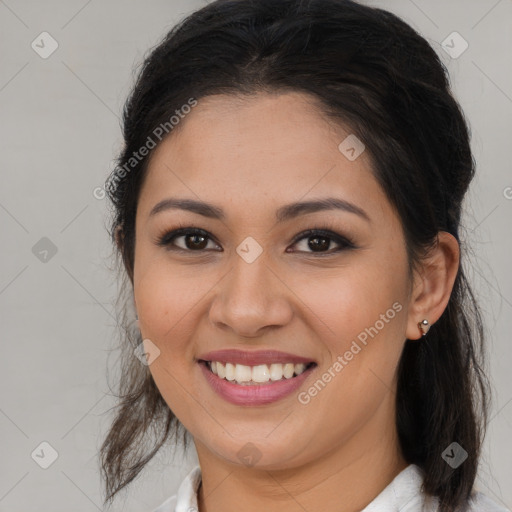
[
  {"x1": 405, "y1": 232, "x2": 460, "y2": 340},
  {"x1": 417, "y1": 319, "x2": 431, "y2": 337}
]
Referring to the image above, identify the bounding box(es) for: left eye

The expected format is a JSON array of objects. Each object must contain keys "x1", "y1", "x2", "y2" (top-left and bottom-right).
[
  {"x1": 156, "y1": 228, "x2": 354, "y2": 255},
  {"x1": 289, "y1": 229, "x2": 353, "y2": 254}
]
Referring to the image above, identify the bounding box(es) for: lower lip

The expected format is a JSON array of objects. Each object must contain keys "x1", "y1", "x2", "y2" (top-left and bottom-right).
[{"x1": 199, "y1": 361, "x2": 316, "y2": 406}]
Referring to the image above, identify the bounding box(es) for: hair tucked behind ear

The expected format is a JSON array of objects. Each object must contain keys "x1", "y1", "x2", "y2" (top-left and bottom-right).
[{"x1": 100, "y1": 1, "x2": 490, "y2": 510}]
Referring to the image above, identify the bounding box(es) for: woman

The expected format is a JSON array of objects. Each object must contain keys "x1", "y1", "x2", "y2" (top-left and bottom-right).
[{"x1": 100, "y1": 0, "x2": 509, "y2": 511}]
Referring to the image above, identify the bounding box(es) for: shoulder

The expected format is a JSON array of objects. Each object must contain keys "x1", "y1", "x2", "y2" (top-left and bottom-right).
[
  {"x1": 150, "y1": 494, "x2": 177, "y2": 512},
  {"x1": 466, "y1": 491, "x2": 510, "y2": 512}
]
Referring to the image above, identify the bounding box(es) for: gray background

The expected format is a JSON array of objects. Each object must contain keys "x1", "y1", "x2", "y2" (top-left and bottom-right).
[{"x1": 0, "y1": 0, "x2": 511, "y2": 510}]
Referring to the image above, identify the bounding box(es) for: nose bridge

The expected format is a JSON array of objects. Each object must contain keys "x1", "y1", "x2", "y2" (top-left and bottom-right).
[
  {"x1": 209, "y1": 244, "x2": 292, "y2": 336},
  {"x1": 229, "y1": 245, "x2": 272, "y2": 303}
]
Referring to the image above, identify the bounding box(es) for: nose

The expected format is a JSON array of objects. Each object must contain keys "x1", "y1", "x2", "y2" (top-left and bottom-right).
[{"x1": 208, "y1": 253, "x2": 294, "y2": 338}]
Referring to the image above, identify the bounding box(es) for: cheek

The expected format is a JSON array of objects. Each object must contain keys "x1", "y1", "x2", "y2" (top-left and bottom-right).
[
  {"x1": 135, "y1": 268, "x2": 199, "y2": 346},
  {"x1": 132, "y1": 253, "x2": 206, "y2": 420},
  {"x1": 294, "y1": 260, "x2": 408, "y2": 347},
  {"x1": 293, "y1": 254, "x2": 410, "y2": 412},
  {"x1": 133, "y1": 247, "x2": 195, "y2": 347},
  {"x1": 293, "y1": 267, "x2": 408, "y2": 430}
]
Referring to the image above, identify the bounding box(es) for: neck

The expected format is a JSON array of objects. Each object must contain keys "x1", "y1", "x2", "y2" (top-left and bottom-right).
[{"x1": 195, "y1": 396, "x2": 407, "y2": 512}]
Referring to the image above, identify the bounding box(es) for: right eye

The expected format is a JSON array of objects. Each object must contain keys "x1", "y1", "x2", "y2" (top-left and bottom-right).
[{"x1": 156, "y1": 227, "x2": 221, "y2": 252}]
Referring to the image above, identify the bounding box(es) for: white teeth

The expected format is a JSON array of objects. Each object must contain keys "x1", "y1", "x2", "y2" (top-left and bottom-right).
[
  {"x1": 294, "y1": 363, "x2": 306, "y2": 375},
  {"x1": 252, "y1": 364, "x2": 271, "y2": 383},
  {"x1": 207, "y1": 361, "x2": 310, "y2": 384},
  {"x1": 283, "y1": 363, "x2": 295, "y2": 379},
  {"x1": 216, "y1": 361, "x2": 226, "y2": 379},
  {"x1": 235, "y1": 363, "x2": 252, "y2": 382},
  {"x1": 269, "y1": 363, "x2": 283, "y2": 381},
  {"x1": 225, "y1": 362, "x2": 236, "y2": 381}
]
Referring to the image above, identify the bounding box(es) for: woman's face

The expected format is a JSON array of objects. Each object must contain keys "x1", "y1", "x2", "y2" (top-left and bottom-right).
[{"x1": 133, "y1": 92, "x2": 417, "y2": 470}]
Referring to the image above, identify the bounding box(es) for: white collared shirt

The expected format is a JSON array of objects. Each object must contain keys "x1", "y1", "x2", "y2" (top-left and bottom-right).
[{"x1": 151, "y1": 464, "x2": 510, "y2": 512}]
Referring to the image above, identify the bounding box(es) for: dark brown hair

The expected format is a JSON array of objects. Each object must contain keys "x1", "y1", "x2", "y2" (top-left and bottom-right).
[{"x1": 100, "y1": 1, "x2": 490, "y2": 510}]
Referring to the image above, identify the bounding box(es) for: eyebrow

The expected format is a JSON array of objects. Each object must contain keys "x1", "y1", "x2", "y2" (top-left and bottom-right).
[{"x1": 149, "y1": 197, "x2": 371, "y2": 223}]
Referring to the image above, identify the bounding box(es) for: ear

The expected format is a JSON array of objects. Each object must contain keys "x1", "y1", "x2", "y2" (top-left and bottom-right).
[{"x1": 406, "y1": 231, "x2": 460, "y2": 340}]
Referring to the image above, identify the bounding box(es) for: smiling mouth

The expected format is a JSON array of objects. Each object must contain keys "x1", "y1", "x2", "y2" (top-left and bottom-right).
[{"x1": 199, "y1": 360, "x2": 317, "y2": 386}]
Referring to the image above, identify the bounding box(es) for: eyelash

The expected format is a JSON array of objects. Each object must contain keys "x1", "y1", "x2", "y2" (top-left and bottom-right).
[{"x1": 154, "y1": 222, "x2": 356, "y2": 257}]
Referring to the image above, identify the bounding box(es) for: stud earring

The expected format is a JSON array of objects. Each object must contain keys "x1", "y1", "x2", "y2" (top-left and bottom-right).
[{"x1": 418, "y1": 319, "x2": 430, "y2": 337}]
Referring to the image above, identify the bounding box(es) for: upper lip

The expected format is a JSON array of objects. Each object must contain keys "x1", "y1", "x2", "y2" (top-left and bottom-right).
[{"x1": 197, "y1": 349, "x2": 316, "y2": 366}]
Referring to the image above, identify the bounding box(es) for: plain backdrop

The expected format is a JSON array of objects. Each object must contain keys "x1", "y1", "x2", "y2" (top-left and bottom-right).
[{"x1": 0, "y1": 0, "x2": 511, "y2": 510}]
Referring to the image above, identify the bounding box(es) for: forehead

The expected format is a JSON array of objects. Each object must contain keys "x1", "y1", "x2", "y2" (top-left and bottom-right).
[{"x1": 137, "y1": 92, "x2": 390, "y2": 223}]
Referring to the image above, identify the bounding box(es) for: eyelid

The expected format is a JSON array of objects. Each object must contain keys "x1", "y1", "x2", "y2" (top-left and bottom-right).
[
  {"x1": 155, "y1": 227, "x2": 221, "y2": 251},
  {"x1": 154, "y1": 222, "x2": 356, "y2": 254},
  {"x1": 287, "y1": 228, "x2": 355, "y2": 253}
]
